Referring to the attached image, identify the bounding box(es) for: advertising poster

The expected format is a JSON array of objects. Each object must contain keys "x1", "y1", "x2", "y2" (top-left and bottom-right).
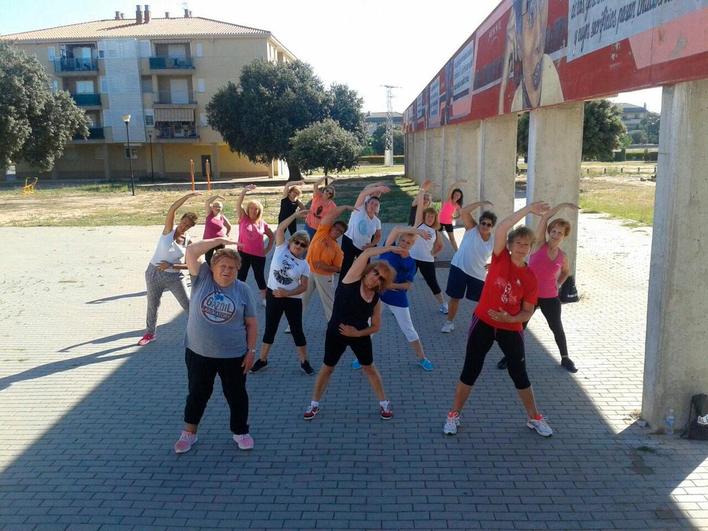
[
  {"x1": 449, "y1": 40, "x2": 475, "y2": 120},
  {"x1": 428, "y1": 77, "x2": 441, "y2": 128}
]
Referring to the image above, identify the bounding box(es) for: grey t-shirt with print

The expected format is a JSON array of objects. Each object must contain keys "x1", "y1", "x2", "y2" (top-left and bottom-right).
[{"x1": 185, "y1": 263, "x2": 257, "y2": 358}]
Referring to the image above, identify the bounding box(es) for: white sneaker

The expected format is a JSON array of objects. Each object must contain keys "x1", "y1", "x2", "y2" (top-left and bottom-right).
[
  {"x1": 443, "y1": 411, "x2": 460, "y2": 435},
  {"x1": 284, "y1": 326, "x2": 291, "y2": 334},
  {"x1": 439, "y1": 302, "x2": 449, "y2": 315},
  {"x1": 441, "y1": 321, "x2": 455, "y2": 333},
  {"x1": 527, "y1": 416, "x2": 553, "y2": 437},
  {"x1": 261, "y1": 298, "x2": 266, "y2": 307}
]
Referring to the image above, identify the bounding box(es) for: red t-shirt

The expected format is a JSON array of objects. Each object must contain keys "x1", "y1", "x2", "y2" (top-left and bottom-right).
[{"x1": 474, "y1": 250, "x2": 538, "y2": 331}]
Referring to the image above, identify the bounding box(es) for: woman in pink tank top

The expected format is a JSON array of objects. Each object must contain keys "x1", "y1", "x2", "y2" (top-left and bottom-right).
[{"x1": 438, "y1": 180, "x2": 466, "y2": 252}]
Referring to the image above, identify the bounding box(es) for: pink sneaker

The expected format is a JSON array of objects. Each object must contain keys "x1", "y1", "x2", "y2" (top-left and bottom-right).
[
  {"x1": 174, "y1": 430, "x2": 197, "y2": 454},
  {"x1": 138, "y1": 333, "x2": 156, "y2": 346},
  {"x1": 233, "y1": 433, "x2": 254, "y2": 450}
]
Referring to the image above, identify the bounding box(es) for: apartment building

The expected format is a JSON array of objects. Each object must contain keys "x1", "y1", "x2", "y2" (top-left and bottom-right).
[
  {"x1": 613, "y1": 102, "x2": 650, "y2": 135},
  {"x1": 1, "y1": 6, "x2": 295, "y2": 180}
]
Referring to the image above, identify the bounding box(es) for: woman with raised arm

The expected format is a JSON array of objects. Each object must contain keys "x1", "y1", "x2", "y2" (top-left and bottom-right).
[
  {"x1": 174, "y1": 237, "x2": 258, "y2": 454},
  {"x1": 408, "y1": 179, "x2": 434, "y2": 225},
  {"x1": 409, "y1": 184, "x2": 448, "y2": 314},
  {"x1": 203, "y1": 194, "x2": 232, "y2": 265},
  {"x1": 235, "y1": 184, "x2": 274, "y2": 305},
  {"x1": 442, "y1": 201, "x2": 555, "y2": 439},
  {"x1": 278, "y1": 180, "x2": 305, "y2": 236},
  {"x1": 250, "y1": 210, "x2": 315, "y2": 375},
  {"x1": 339, "y1": 182, "x2": 390, "y2": 283},
  {"x1": 496, "y1": 203, "x2": 579, "y2": 373},
  {"x1": 441, "y1": 200, "x2": 496, "y2": 333},
  {"x1": 304, "y1": 176, "x2": 337, "y2": 238},
  {"x1": 138, "y1": 191, "x2": 200, "y2": 347},
  {"x1": 303, "y1": 246, "x2": 397, "y2": 421},
  {"x1": 438, "y1": 180, "x2": 467, "y2": 252}
]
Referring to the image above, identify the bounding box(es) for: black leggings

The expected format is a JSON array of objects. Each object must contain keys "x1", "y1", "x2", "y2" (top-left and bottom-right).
[
  {"x1": 237, "y1": 252, "x2": 267, "y2": 290},
  {"x1": 339, "y1": 235, "x2": 366, "y2": 286},
  {"x1": 460, "y1": 316, "x2": 531, "y2": 390},
  {"x1": 414, "y1": 259, "x2": 441, "y2": 295},
  {"x1": 262, "y1": 289, "x2": 306, "y2": 346},
  {"x1": 523, "y1": 297, "x2": 569, "y2": 359},
  {"x1": 183, "y1": 348, "x2": 249, "y2": 435}
]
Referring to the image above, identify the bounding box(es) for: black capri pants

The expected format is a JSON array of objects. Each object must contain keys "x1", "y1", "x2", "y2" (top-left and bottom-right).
[
  {"x1": 460, "y1": 316, "x2": 531, "y2": 390},
  {"x1": 237, "y1": 251, "x2": 267, "y2": 290},
  {"x1": 414, "y1": 259, "x2": 442, "y2": 295},
  {"x1": 323, "y1": 327, "x2": 374, "y2": 367},
  {"x1": 262, "y1": 289, "x2": 306, "y2": 346},
  {"x1": 339, "y1": 235, "x2": 367, "y2": 286},
  {"x1": 523, "y1": 297, "x2": 569, "y2": 359},
  {"x1": 183, "y1": 348, "x2": 249, "y2": 435}
]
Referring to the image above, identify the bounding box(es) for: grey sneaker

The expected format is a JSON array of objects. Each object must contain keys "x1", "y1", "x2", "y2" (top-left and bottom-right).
[
  {"x1": 443, "y1": 411, "x2": 460, "y2": 435},
  {"x1": 441, "y1": 321, "x2": 455, "y2": 333},
  {"x1": 527, "y1": 416, "x2": 553, "y2": 437}
]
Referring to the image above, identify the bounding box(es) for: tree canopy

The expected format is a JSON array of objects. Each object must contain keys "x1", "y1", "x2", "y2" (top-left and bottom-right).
[
  {"x1": 206, "y1": 59, "x2": 365, "y2": 179},
  {"x1": 0, "y1": 43, "x2": 88, "y2": 170},
  {"x1": 290, "y1": 118, "x2": 361, "y2": 176},
  {"x1": 370, "y1": 124, "x2": 404, "y2": 155}
]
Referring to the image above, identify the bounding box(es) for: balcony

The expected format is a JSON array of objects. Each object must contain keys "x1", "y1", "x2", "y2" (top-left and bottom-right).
[
  {"x1": 54, "y1": 58, "x2": 98, "y2": 73},
  {"x1": 73, "y1": 127, "x2": 105, "y2": 140},
  {"x1": 155, "y1": 123, "x2": 198, "y2": 141},
  {"x1": 153, "y1": 90, "x2": 197, "y2": 105},
  {"x1": 149, "y1": 56, "x2": 194, "y2": 70},
  {"x1": 71, "y1": 93, "x2": 102, "y2": 106}
]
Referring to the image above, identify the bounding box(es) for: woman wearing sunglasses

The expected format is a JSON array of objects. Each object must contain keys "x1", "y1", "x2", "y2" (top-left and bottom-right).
[
  {"x1": 305, "y1": 176, "x2": 337, "y2": 238},
  {"x1": 250, "y1": 209, "x2": 315, "y2": 375},
  {"x1": 303, "y1": 245, "x2": 398, "y2": 421},
  {"x1": 441, "y1": 201, "x2": 496, "y2": 333}
]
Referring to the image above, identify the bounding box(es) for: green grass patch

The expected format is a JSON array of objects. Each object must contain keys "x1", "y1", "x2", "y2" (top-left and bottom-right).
[{"x1": 579, "y1": 180, "x2": 655, "y2": 225}]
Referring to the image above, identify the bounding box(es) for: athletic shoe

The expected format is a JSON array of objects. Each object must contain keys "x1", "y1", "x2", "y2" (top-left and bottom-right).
[
  {"x1": 300, "y1": 359, "x2": 315, "y2": 375},
  {"x1": 233, "y1": 433, "x2": 254, "y2": 450},
  {"x1": 418, "y1": 358, "x2": 434, "y2": 371},
  {"x1": 380, "y1": 401, "x2": 393, "y2": 420},
  {"x1": 561, "y1": 357, "x2": 578, "y2": 373},
  {"x1": 250, "y1": 359, "x2": 268, "y2": 373},
  {"x1": 261, "y1": 298, "x2": 266, "y2": 307},
  {"x1": 441, "y1": 321, "x2": 455, "y2": 333},
  {"x1": 174, "y1": 430, "x2": 197, "y2": 454},
  {"x1": 496, "y1": 357, "x2": 508, "y2": 370},
  {"x1": 527, "y1": 416, "x2": 553, "y2": 437},
  {"x1": 443, "y1": 411, "x2": 460, "y2": 435},
  {"x1": 284, "y1": 326, "x2": 291, "y2": 334},
  {"x1": 138, "y1": 333, "x2": 156, "y2": 346},
  {"x1": 351, "y1": 359, "x2": 362, "y2": 370},
  {"x1": 303, "y1": 405, "x2": 320, "y2": 420},
  {"x1": 438, "y1": 303, "x2": 449, "y2": 315}
]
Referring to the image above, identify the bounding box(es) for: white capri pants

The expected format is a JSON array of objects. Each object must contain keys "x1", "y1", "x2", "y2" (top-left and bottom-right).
[{"x1": 385, "y1": 303, "x2": 420, "y2": 342}]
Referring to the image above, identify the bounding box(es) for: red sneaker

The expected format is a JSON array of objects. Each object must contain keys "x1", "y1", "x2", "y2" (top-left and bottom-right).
[
  {"x1": 380, "y1": 401, "x2": 393, "y2": 420},
  {"x1": 138, "y1": 333, "x2": 156, "y2": 346},
  {"x1": 303, "y1": 405, "x2": 320, "y2": 420}
]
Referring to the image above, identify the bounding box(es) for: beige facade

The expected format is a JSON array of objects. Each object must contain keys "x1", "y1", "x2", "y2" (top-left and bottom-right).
[{"x1": 1, "y1": 10, "x2": 295, "y2": 181}]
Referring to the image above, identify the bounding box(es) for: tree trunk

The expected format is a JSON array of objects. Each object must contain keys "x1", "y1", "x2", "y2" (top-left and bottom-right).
[{"x1": 286, "y1": 160, "x2": 302, "y2": 181}]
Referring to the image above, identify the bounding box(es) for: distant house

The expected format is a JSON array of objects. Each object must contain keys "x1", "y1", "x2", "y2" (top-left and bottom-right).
[
  {"x1": 364, "y1": 111, "x2": 402, "y2": 135},
  {"x1": 614, "y1": 102, "x2": 650, "y2": 135}
]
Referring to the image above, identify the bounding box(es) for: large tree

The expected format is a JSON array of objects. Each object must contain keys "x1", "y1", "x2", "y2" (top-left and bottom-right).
[
  {"x1": 289, "y1": 118, "x2": 362, "y2": 176},
  {"x1": 0, "y1": 43, "x2": 88, "y2": 171},
  {"x1": 370, "y1": 124, "x2": 404, "y2": 155},
  {"x1": 639, "y1": 112, "x2": 660, "y2": 144},
  {"x1": 207, "y1": 59, "x2": 365, "y2": 180}
]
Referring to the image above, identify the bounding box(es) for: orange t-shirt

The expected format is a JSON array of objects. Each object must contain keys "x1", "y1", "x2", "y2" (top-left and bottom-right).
[
  {"x1": 306, "y1": 224, "x2": 344, "y2": 275},
  {"x1": 474, "y1": 250, "x2": 538, "y2": 331}
]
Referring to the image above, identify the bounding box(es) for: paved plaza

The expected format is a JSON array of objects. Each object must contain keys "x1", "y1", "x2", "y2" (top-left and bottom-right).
[{"x1": 1, "y1": 209, "x2": 707, "y2": 530}]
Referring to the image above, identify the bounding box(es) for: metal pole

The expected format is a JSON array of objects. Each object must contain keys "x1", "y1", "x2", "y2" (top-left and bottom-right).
[
  {"x1": 126, "y1": 122, "x2": 135, "y2": 196},
  {"x1": 149, "y1": 131, "x2": 154, "y2": 182}
]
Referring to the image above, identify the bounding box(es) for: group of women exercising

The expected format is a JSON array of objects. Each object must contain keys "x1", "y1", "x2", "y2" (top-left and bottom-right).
[{"x1": 139, "y1": 178, "x2": 579, "y2": 454}]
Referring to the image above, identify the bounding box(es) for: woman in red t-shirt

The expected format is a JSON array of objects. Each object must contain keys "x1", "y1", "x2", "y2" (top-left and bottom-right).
[{"x1": 442, "y1": 201, "x2": 555, "y2": 438}]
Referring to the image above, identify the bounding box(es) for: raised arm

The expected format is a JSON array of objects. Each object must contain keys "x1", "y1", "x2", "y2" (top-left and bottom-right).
[
  {"x1": 274, "y1": 209, "x2": 309, "y2": 246},
  {"x1": 312, "y1": 176, "x2": 330, "y2": 195},
  {"x1": 321, "y1": 204, "x2": 356, "y2": 227},
  {"x1": 532, "y1": 202, "x2": 578, "y2": 252},
  {"x1": 459, "y1": 200, "x2": 494, "y2": 230},
  {"x1": 204, "y1": 194, "x2": 224, "y2": 217},
  {"x1": 185, "y1": 237, "x2": 239, "y2": 276},
  {"x1": 384, "y1": 226, "x2": 419, "y2": 246},
  {"x1": 263, "y1": 224, "x2": 275, "y2": 255},
  {"x1": 413, "y1": 184, "x2": 429, "y2": 227},
  {"x1": 234, "y1": 184, "x2": 256, "y2": 221},
  {"x1": 354, "y1": 182, "x2": 391, "y2": 208},
  {"x1": 342, "y1": 245, "x2": 402, "y2": 284},
  {"x1": 446, "y1": 180, "x2": 467, "y2": 201},
  {"x1": 282, "y1": 180, "x2": 305, "y2": 198},
  {"x1": 163, "y1": 191, "x2": 201, "y2": 234},
  {"x1": 223, "y1": 216, "x2": 232, "y2": 236},
  {"x1": 493, "y1": 201, "x2": 550, "y2": 256}
]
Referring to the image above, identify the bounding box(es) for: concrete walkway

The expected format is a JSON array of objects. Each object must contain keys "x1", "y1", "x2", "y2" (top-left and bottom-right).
[{"x1": 1, "y1": 211, "x2": 706, "y2": 530}]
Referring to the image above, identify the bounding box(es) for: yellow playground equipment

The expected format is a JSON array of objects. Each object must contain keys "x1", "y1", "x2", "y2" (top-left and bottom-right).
[{"x1": 23, "y1": 177, "x2": 38, "y2": 195}]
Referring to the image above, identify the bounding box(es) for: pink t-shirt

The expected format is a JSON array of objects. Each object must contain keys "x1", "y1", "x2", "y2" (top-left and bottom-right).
[
  {"x1": 203, "y1": 212, "x2": 227, "y2": 239},
  {"x1": 305, "y1": 193, "x2": 337, "y2": 229},
  {"x1": 238, "y1": 217, "x2": 270, "y2": 257},
  {"x1": 528, "y1": 243, "x2": 565, "y2": 298},
  {"x1": 439, "y1": 201, "x2": 458, "y2": 224}
]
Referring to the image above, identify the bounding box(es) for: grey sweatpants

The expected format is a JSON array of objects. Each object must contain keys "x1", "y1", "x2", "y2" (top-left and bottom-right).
[{"x1": 144, "y1": 263, "x2": 190, "y2": 335}]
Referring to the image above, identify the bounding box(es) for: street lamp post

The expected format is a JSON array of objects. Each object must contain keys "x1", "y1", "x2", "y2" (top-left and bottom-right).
[
  {"x1": 122, "y1": 114, "x2": 135, "y2": 196},
  {"x1": 148, "y1": 129, "x2": 155, "y2": 182}
]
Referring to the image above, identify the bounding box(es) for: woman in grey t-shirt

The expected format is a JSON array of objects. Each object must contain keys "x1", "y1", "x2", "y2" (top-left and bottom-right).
[{"x1": 174, "y1": 237, "x2": 258, "y2": 454}]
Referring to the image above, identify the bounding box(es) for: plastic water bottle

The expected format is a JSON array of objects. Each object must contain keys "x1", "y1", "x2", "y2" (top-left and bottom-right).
[{"x1": 665, "y1": 408, "x2": 675, "y2": 435}]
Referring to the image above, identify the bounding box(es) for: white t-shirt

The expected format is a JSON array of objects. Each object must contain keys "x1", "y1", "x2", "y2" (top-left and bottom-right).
[
  {"x1": 267, "y1": 242, "x2": 310, "y2": 299},
  {"x1": 451, "y1": 226, "x2": 494, "y2": 280},
  {"x1": 408, "y1": 223, "x2": 437, "y2": 262},
  {"x1": 150, "y1": 229, "x2": 190, "y2": 273},
  {"x1": 344, "y1": 209, "x2": 381, "y2": 250}
]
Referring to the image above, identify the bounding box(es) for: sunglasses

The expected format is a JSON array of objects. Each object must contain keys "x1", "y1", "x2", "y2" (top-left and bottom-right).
[
  {"x1": 480, "y1": 221, "x2": 494, "y2": 227},
  {"x1": 292, "y1": 240, "x2": 308, "y2": 249}
]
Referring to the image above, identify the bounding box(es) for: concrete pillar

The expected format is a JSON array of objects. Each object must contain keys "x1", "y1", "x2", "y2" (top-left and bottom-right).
[
  {"x1": 103, "y1": 144, "x2": 111, "y2": 180},
  {"x1": 404, "y1": 133, "x2": 412, "y2": 178},
  {"x1": 526, "y1": 101, "x2": 584, "y2": 274},
  {"x1": 478, "y1": 114, "x2": 517, "y2": 220},
  {"x1": 426, "y1": 128, "x2": 443, "y2": 190},
  {"x1": 414, "y1": 131, "x2": 426, "y2": 185},
  {"x1": 442, "y1": 125, "x2": 457, "y2": 201},
  {"x1": 454, "y1": 121, "x2": 481, "y2": 201},
  {"x1": 642, "y1": 79, "x2": 708, "y2": 432}
]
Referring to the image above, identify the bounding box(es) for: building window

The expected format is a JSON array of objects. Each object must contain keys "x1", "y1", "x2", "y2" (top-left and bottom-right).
[
  {"x1": 141, "y1": 76, "x2": 153, "y2": 93},
  {"x1": 144, "y1": 113, "x2": 154, "y2": 126},
  {"x1": 124, "y1": 147, "x2": 138, "y2": 159}
]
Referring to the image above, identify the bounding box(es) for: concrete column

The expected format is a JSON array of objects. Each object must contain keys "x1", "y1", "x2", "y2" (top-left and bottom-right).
[
  {"x1": 414, "y1": 131, "x2": 426, "y2": 185},
  {"x1": 642, "y1": 79, "x2": 708, "y2": 432},
  {"x1": 426, "y1": 128, "x2": 443, "y2": 190},
  {"x1": 103, "y1": 144, "x2": 111, "y2": 180},
  {"x1": 526, "y1": 102, "x2": 584, "y2": 274},
  {"x1": 404, "y1": 133, "x2": 412, "y2": 178},
  {"x1": 211, "y1": 144, "x2": 220, "y2": 178},
  {"x1": 478, "y1": 113, "x2": 517, "y2": 220},
  {"x1": 454, "y1": 121, "x2": 481, "y2": 201},
  {"x1": 442, "y1": 125, "x2": 457, "y2": 201}
]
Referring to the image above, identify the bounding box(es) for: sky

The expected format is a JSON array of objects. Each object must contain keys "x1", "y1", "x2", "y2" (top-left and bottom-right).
[{"x1": 0, "y1": 0, "x2": 662, "y2": 113}]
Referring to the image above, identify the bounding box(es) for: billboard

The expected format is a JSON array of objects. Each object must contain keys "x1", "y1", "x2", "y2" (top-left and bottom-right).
[{"x1": 404, "y1": 0, "x2": 708, "y2": 132}]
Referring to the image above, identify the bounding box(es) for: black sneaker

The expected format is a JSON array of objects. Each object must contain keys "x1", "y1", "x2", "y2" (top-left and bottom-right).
[
  {"x1": 496, "y1": 357, "x2": 508, "y2": 370},
  {"x1": 561, "y1": 357, "x2": 578, "y2": 373},
  {"x1": 300, "y1": 359, "x2": 315, "y2": 375},
  {"x1": 250, "y1": 359, "x2": 268, "y2": 373}
]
